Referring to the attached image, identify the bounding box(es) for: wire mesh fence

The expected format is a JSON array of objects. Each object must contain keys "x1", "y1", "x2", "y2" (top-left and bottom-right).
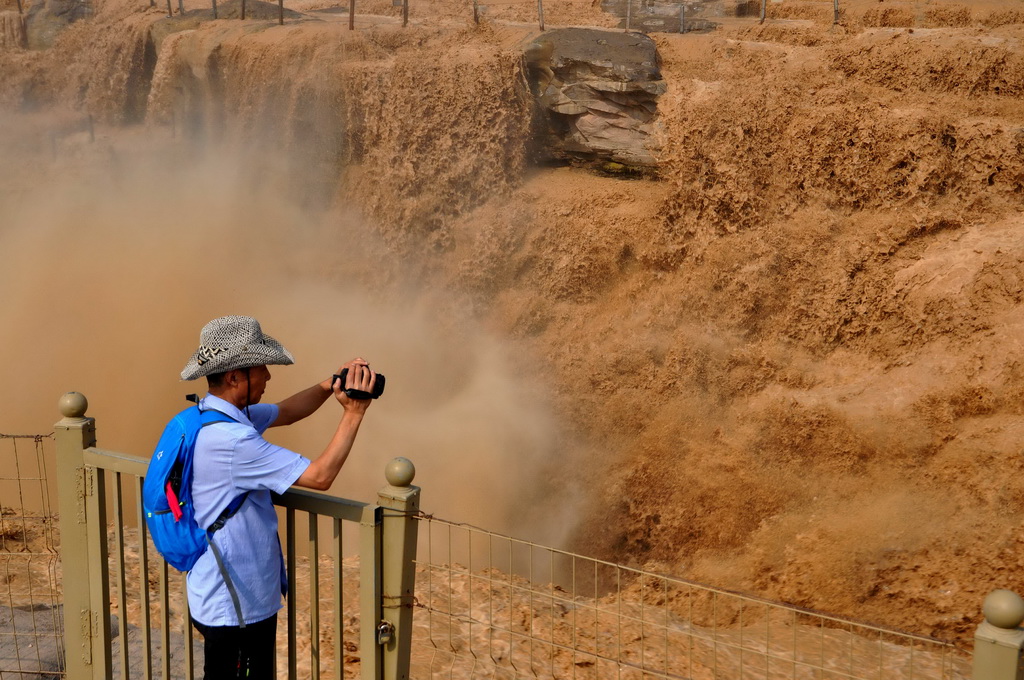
[
  {"x1": 411, "y1": 516, "x2": 971, "y2": 680},
  {"x1": 161, "y1": 0, "x2": 845, "y2": 35},
  {"x1": 0, "y1": 430, "x2": 978, "y2": 680},
  {"x1": 0, "y1": 432, "x2": 65, "y2": 679}
]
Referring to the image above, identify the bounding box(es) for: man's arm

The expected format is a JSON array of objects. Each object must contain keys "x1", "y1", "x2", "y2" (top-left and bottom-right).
[
  {"x1": 294, "y1": 366, "x2": 376, "y2": 491},
  {"x1": 272, "y1": 380, "x2": 333, "y2": 427},
  {"x1": 272, "y1": 359, "x2": 369, "y2": 427}
]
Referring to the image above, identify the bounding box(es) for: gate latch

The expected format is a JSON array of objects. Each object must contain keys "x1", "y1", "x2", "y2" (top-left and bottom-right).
[{"x1": 377, "y1": 620, "x2": 395, "y2": 645}]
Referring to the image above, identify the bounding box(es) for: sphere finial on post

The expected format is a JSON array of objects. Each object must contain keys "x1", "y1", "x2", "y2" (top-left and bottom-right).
[
  {"x1": 384, "y1": 457, "x2": 416, "y2": 488},
  {"x1": 377, "y1": 457, "x2": 419, "y2": 679},
  {"x1": 53, "y1": 389, "x2": 98, "y2": 679},
  {"x1": 58, "y1": 392, "x2": 88, "y2": 420},
  {"x1": 984, "y1": 589, "x2": 1024, "y2": 630},
  {"x1": 975, "y1": 589, "x2": 1024, "y2": 680}
]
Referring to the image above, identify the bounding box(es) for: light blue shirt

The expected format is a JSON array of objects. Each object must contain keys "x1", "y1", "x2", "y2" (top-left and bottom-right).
[{"x1": 186, "y1": 393, "x2": 311, "y2": 626}]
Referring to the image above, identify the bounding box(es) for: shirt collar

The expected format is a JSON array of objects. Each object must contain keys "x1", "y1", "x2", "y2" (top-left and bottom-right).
[{"x1": 199, "y1": 393, "x2": 253, "y2": 427}]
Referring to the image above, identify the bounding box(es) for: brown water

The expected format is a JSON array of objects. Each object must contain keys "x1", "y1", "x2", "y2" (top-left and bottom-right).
[{"x1": 4, "y1": 0, "x2": 1024, "y2": 649}]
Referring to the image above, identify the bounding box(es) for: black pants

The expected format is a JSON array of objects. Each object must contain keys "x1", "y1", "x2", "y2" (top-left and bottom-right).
[{"x1": 191, "y1": 614, "x2": 277, "y2": 680}]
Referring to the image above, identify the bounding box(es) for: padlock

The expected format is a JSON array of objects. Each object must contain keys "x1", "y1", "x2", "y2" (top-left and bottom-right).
[{"x1": 377, "y1": 620, "x2": 395, "y2": 645}]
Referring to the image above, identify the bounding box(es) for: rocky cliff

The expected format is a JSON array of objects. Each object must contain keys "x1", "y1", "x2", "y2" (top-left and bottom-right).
[{"x1": 525, "y1": 28, "x2": 665, "y2": 167}]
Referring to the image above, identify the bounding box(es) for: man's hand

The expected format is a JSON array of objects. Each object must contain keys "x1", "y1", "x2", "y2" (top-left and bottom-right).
[
  {"x1": 330, "y1": 358, "x2": 377, "y2": 411},
  {"x1": 295, "y1": 358, "x2": 376, "y2": 490}
]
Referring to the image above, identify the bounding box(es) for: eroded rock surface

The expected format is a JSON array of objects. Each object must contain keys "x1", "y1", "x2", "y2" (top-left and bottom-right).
[
  {"x1": 524, "y1": 27, "x2": 665, "y2": 168},
  {"x1": 24, "y1": 0, "x2": 90, "y2": 49},
  {"x1": 0, "y1": 11, "x2": 25, "y2": 49}
]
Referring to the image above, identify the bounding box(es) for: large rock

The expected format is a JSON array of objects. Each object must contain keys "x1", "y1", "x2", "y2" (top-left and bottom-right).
[{"x1": 524, "y1": 27, "x2": 665, "y2": 168}]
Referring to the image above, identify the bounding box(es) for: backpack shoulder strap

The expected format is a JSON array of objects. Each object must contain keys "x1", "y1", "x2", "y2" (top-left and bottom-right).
[
  {"x1": 194, "y1": 407, "x2": 249, "y2": 530},
  {"x1": 192, "y1": 404, "x2": 250, "y2": 627},
  {"x1": 205, "y1": 533, "x2": 248, "y2": 628},
  {"x1": 198, "y1": 408, "x2": 237, "y2": 427}
]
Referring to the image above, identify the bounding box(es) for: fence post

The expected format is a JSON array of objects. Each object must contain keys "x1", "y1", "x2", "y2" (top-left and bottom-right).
[
  {"x1": 348, "y1": 0, "x2": 354, "y2": 30},
  {"x1": 377, "y1": 457, "x2": 420, "y2": 680},
  {"x1": 833, "y1": 0, "x2": 838, "y2": 24},
  {"x1": 974, "y1": 589, "x2": 1024, "y2": 680},
  {"x1": 55, "y1": 392, "x2": 109, "y2": 680}
]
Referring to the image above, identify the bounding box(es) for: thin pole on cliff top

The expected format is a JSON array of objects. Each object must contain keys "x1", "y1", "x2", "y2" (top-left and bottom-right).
[
  {"x1": 242, "y1": 0, "x2": 247, "y2": 20},
  {"x1": 348, "y1": 0, "x2": 354, "y2": 29},
  {"x1": 472, "y1": 0, "x2": 478, "y2": 23},
  {"x1": 537, "y1": 0, "x2": 543, "y2": 30},
  {"x1": 759, "y1": 0, "x2": 766, "y2": 24},
  {"x1": 278, "y1": 0, "x2": 283, "y2": 24},
  {"x1": 166, "y1": 0, "x2": 172, "y2": 17},
  {"x1": 833, "y1": 0, "x2": 839, "y2": 24},
  {"x1": 402, "y1": 0, "x2": 407, "y2": 26},
  {"x1": 178, "y1": 0, "x2": 184, "y2": 14},
  {"x1": 624, "y1": 0, "x2": 630, "y2": 30},
  {"x1": 212, "y1": 0, "x2": 217, "y2": 18}
]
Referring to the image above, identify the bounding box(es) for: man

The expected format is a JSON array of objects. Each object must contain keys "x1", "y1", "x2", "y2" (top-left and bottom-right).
[{"x1": 179, "y1": 315, "x2": 377, "y2": 679}]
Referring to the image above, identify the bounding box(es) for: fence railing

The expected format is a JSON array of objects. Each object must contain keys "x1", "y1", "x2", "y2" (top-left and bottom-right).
[
  {"x1": 137, "y1": 0, "x2": 848, "y2": 35},
  {"x1": 7, "y1": 392, "x2": 1024, "y2": 678},
  {"x1": 52, "y1": 390, "x2": 420, "y2": 680},
  {"x1": 410, "y1": 517, "x2": 972, "y2": 680}
]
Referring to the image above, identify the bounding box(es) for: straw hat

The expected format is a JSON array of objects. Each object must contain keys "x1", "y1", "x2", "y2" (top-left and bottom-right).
[{"x1": 181, "y1": 316, "x2": 294, "y2": 380}]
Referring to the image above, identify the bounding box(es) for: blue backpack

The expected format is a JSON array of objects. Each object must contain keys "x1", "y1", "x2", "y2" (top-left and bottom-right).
[{"x1": 143, "y1": 406, "x2": 247, "y2": 572}]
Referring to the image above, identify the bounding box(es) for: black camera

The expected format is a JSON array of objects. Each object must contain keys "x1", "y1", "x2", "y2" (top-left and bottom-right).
[{"x1": 332, "y1": 368, "x2": 386, "y2": 400}]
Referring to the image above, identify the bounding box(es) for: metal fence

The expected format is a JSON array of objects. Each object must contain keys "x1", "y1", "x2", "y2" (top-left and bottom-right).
[
  {"x1": 50, "y1": 391, "x2": 420, "y2": 680},
  {"x1": 0, "y1": 395, "x2": 999, "y2": 680},
  {"x1": 410, "y1": 518, "x2": 971, "y2": 680},
  {"x1": 137, "y1": 0, "x2": 767, "y2": 35},
  {"x1": 0, "y1": 432, "x2": 65, "y2": 679}
]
